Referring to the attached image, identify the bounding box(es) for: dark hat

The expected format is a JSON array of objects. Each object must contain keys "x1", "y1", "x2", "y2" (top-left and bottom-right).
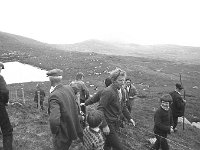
[
  {"x1": 46, "y1": 69, "x2": 63, "y2": 77},
  {"x1": 160, "y1": 94, "x2": 172, "y2": 102},
  {"x1": 176, "y1": 83, "x2": 184, "y2": 90},
  {"x1": 0, "y1": 62, "x2": 4, "y2": 69}
]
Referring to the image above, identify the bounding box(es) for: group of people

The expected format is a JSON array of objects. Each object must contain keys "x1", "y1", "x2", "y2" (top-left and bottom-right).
[{"x1": 0, "y1": 60, "x2": 187, "y2": 150}]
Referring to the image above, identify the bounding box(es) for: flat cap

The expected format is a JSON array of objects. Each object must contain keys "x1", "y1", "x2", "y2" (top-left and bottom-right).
[
  {"x1": 176, "y1": 83, "x2": 184, "y2": 90},
  {"x1": 0, "y1": 62, "x2": 4, "y2": 69},
  {"x1": 160, "y1": 94, "x2": 172, "y2": 102},
  {"x1": 46, "y1": 69, "x2": 63, "y2": 77}
]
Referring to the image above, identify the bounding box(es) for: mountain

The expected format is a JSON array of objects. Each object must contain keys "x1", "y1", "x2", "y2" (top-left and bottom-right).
[{"x1": 52, "y1": 39, "x2": 200, "y2": 64}]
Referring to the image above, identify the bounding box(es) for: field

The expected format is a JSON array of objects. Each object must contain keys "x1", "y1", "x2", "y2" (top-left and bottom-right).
[{"x1": 0, "y1": 31, "x2": 200, "y2": 149}]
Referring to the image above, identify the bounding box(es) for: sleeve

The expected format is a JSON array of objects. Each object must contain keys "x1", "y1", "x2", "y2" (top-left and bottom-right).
[
  {"x1": 130, "y1": 85, "x2": 138, "y2": 97},
  {"x1": 154, "y1": 111, "x2": 170, "y2": 133},
  {"x1": 97, "y1": 90, "x2": 111, "y2": 127},
  {"x1": 169, "y1": 109, "x2": 174, "y2": 127},
  {"x1": 85, "y1": 90, "x2": 101, "y2": 106},
  {"x1": 0, "y1": 76, "x2": 9, "y2": 104},
  {"x1": 49, "y1": 95, "x2": 61, "y2": 134},
  {"x1": 82, "y1": 83, "x2": 90, "y2": 100}
]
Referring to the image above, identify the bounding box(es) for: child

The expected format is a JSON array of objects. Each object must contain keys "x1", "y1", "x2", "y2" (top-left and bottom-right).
[
  {"x1": 150, "y1": 94, "x2": 174, "y2": 150},
  {"x1": 83, "y1": 110, "x2": 105, "y2": 150}
]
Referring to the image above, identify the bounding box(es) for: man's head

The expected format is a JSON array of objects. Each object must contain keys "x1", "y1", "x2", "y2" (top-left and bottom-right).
[
  {"x1": 175, "y1": 83, "x2": 184, "y2": 91},
  {"x1": 46, "y1": 69, "x2": 63, "y2": 86},
  {"x1": 110, "y1": 68, "x2": 126, "y2": 89},
  {"x1": 160, "y1": 94, "x2": 172, "y2": 111},
  {"x1": 0, "y1": 62, "x2": 4, "y2": 73},
  {"x1": 76, "y1": 72, "x2": 84, "y2": 80},
  {"x1": 125, "y1": 78, "x2": 131, "y2": 86},
  {"x1": 104, "y1": 77, "x2": 112, "y2": 87},
  {"x1": 87, "y1": 110, "x2": 103, "y2": 128}
]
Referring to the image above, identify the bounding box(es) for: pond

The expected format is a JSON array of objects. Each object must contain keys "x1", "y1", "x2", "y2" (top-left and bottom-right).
[{"x1": 1, "y1": 62, "x2": 49, "y2": 84}]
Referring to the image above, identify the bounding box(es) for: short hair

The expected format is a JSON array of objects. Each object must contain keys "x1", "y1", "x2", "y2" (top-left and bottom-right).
[
  {"x1": 160, "y1": 94, "x2": 172, "y2": 102},
  {"x1": 87, "y1": 110, "x2": 103, "y2": 128},
  {"x1": 76, "y1": 72, "x2": 84, "y2": 80},
  {"x1": 104, "y1": 77, "x2": 112, "y2": 87},
  {"x1": 110, "y1": 68, "x2": 126, "y2": 82},
  {"x1": 125, "y1": 78, "x2": 131, "y2": 82}
]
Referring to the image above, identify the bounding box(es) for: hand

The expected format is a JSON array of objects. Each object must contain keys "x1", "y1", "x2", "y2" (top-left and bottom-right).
[
  {"x1": 103, "y1": 125, "x2": 110, "y2": 135},
  {"x1": 129, "y1": 119, "x2": 136, "y2": 126},
  {"x1": 183, "y1": 99, "x2": 186, "y2": 103}
]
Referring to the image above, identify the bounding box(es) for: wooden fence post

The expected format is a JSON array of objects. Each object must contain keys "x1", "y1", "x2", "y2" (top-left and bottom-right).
[
  {"x1": 37, "y1": 91, "x2": 41, "y2": 111},
  {"x1": 21, "y1": 88, "x2": 25, "y2": 104}
]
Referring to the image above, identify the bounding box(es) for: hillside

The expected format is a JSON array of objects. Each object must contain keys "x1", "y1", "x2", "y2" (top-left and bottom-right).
[
  {"x1": 0, "y1": 31, "x2": 200, "y2": 149},
  {"x1": 52, "y1": 39, "x2": 200, "y2": 65}
]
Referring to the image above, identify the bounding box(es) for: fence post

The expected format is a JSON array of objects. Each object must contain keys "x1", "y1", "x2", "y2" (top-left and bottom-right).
[
  {"x1": 15, "y1": 89, "x2": 18, "y2": 101},
  {"x1": 21, "y1": 88, "x2": 25, "y2": 104},
  {"x1": 37, "y1": 91, "x2": 41, "y2": 111}
]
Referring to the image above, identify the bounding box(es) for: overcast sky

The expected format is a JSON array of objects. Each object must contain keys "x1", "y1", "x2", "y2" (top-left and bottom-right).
[{"x1": 0, "y1": 0, "x2": 200, "y2": 46}]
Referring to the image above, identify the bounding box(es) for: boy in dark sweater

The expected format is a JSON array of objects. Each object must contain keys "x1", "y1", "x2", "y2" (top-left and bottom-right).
[{"x1": 150, "y1": 94, "x2": 174, "y2": 150}]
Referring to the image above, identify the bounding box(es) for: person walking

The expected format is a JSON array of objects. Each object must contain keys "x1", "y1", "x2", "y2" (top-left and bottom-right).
[
  {"x1": 124, "y1": 78, "x2": 138, "y2": 113},
  {"x1": 34, "y1": 83, "x2": 45, "y2": 110},
  {"x1": 150, "y1": 94, "x2": 174, "y2": 150},
  {"x1": 97, "y1": 68, "x2": 136, "y2": 150},
  {"x1": 47, "y1": 69, "x2": 83, "y2": 150},
  {"x1": 0, "y1": 62, "x2": 13, "y2": 150},
  {"x1": 70, "y1": 72, "x2": 90, "y2": 127},
  {"x1": 169, "y1": 83, "x2": 186, "y2": 132}
]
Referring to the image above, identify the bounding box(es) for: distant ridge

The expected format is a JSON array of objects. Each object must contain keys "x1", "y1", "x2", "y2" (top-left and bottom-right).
[{"x1": 0, "y1": 31, "x2": 200, "y2": 64}]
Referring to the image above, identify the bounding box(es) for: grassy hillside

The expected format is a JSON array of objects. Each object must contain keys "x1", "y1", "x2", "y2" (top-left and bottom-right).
[{"x1": 0, "y1": 31, "x2": 200, "y2": 149}]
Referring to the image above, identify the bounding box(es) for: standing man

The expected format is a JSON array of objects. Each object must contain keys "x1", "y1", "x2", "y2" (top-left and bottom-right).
[
  {"x1": 47, "y1": 69, "x2": 83, "y2": 150},
  {"x1": 124, "y1": 78, "x2": 138, "y2": 113},
  {"x1": 34, "y1": 83, "x2": 45, "y2": 110},
  {"x1": 70, "y1": 72, "x2": 90, "y2": 127},
  {"x1": 170, "y1": 83, "x2": 186, "y2": 132},
  {"x1": 0, "y1": 62, "x2": 13, "y2": 150},
  {"x1": 97, "y1": 68, "x2": 136, "y2": 150}
]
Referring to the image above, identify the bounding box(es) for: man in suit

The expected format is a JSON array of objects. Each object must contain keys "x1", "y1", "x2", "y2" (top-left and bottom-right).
[
  {"x1": 97, "y1": 68, "x2": 136, "y2": 150},
  {"x1": 47, "y1": 69, "x2": 83, "y2": 150},
  {"x1": 124, "y1": 78, "x2": 138, "y2": 113},
  {"x1": 0, "y1": 62, "x2": 13, "y2": 150},
  {"x1": 170, "y1": 83, "x2": 186, "y2": 132}
]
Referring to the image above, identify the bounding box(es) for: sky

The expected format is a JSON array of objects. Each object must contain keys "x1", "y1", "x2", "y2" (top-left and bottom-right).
[{"x1": 0, "y1": 0, "x2": 200, "y2": 46}]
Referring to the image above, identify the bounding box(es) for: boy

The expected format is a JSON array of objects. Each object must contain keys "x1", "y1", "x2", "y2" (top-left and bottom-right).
[
  {"x1": 150, "y1": 94, "x2": 174, "y2": 150},
  {"x1": 83, "y1": 110, "x2": 105, "y2": 150}
]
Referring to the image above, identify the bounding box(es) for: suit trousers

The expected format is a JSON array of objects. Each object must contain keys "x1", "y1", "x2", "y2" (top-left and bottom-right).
[{"x1": 151, "y1": 133, "x2": 169, "y2": 150}]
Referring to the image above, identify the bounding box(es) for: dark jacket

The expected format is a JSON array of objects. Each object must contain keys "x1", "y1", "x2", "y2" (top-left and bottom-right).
[
  {"x1": 124, "y1": 84, "x2": 138, "y2": 100},
  {"x1": 170, "y1": 90, "x2": 185, "y2": 117},
  {"x1": 48, "y1": 84, "x2": 83, "y2": 149},
  {"x1": 97, "y1": 84, "x2": 132, "y2": 127},
  {"x1": 0, "y1": 75, "x2": 9, "y2": 105},
  {"x1": 154, "y1": 107, "x2": 173, "y2": 134}
]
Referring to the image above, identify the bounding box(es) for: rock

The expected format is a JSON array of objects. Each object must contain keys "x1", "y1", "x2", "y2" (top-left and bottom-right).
[
  {"x1": 178, "y1": 117, "x2": 191, "y2": 125},
  {"x1": 191, "y1": 122, "x2": 200, "y2": 129}
]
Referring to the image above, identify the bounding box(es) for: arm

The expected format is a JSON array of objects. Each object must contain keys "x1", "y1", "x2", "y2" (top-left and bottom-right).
[
  {"x1": 85, "y1": 90, "x2": 101, "y2": 106},
  {"x1": 49, "y1": 95, "x2": 61, "y2": 134}
]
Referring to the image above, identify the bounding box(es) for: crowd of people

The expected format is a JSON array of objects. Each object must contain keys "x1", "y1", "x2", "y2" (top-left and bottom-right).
[{"x1": 0, "y1": 61, "x2": 187, "y2": 150}]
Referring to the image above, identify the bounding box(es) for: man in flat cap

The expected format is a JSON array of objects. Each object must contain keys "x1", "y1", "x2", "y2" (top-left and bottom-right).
[
  {"x1": 150, "y1": 94, "x2": 174, "y2": 150},
  {"x1": 47, "y1": 69, "x2": 83, "y2": 150},
  {"x1": 169, "y1": 83, "x2": 186, "y2": 132},
  {"x1": 0, "y1": 62, "x2": 13, "y2": 150}
]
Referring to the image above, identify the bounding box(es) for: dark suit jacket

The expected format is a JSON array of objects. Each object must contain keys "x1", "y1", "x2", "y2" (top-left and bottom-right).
[
  {"x1": 0, "y1": 75, "x2": 9, "y2": 105},
  {"x1": 124, "y1": 84, "x2": 138, "y2": 101},
  {"x1": 170, "y1": 90, "x2": 185, "y2": 117},
  {"x1": 48, "y1": 84, "x2": 83, "y2": 149},
  {"x1": 97, "y1": 84, "x2": 132, "y2": 127}
]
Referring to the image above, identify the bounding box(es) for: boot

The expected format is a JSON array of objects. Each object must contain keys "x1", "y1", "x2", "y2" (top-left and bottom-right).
[{"x1": 3, "y1": 135, "x2": 13, "y2": 150}]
